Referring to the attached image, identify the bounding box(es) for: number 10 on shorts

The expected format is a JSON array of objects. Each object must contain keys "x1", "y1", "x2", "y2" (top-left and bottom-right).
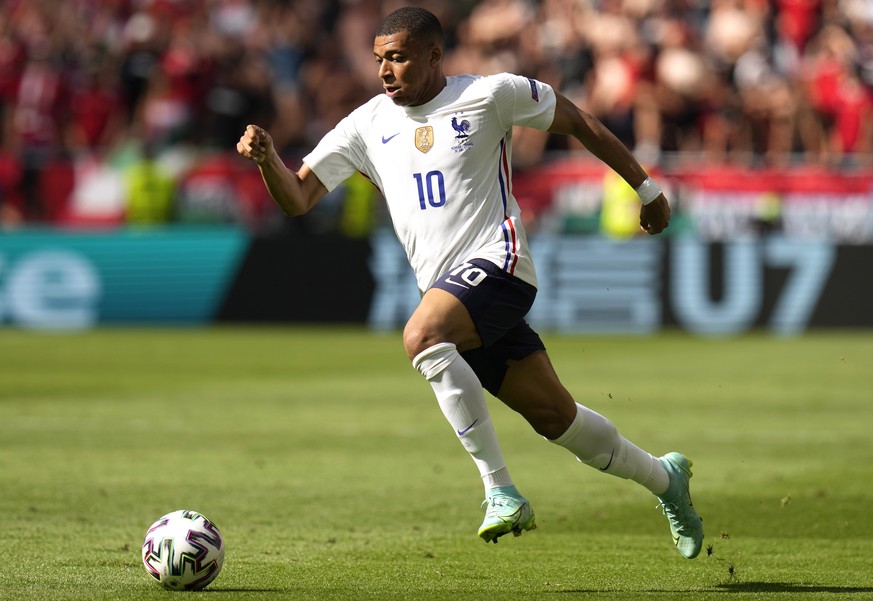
[{"x1": 447, "y1": 263, "x2": 487, "y2": 289}]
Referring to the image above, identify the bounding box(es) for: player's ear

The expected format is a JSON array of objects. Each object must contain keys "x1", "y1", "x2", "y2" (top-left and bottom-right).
[{"x1": 429, "y1": 45, "x2": 442, "y2": 68}]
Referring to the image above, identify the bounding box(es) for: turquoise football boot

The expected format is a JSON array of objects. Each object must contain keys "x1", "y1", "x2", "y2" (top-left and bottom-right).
[
  {"x1": 477, "y1": 485, "x2": 536, "y2": 543},
  {"x1": 657, "y1": 452, "x2": 704, "y2": 559}
]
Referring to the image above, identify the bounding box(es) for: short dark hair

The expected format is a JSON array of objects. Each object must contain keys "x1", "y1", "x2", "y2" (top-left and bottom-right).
[{"x1": 375, "y1": 7, "x2": 444, "y2": 48}]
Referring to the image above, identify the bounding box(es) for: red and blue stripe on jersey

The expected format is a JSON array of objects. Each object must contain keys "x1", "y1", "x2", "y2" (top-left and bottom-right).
[{"x1": 497, "y1": 138, "x2": 519, "y2": 275}]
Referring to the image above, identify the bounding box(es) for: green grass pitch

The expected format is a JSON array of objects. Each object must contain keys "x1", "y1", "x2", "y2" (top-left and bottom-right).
[{"x1": 1, "y1": 327, "x2": 871, "y2": 600}]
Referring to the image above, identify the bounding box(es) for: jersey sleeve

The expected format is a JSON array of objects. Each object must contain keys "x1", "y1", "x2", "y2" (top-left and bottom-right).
[
  {"x1": 302, "y1": 112, "x2": 365, "y2": 193},
  {"x1": 492, "y1": 73, "x2": 557, "y2": 132}
]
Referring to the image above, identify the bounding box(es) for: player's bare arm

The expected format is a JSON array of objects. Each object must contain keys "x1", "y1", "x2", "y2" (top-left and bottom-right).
[
  {"x1": 237, "y1": 124, "x2": 328, "y2": 216},
  {"x1": 548, "y1": 93, "x2": 670, "y2": 235}
]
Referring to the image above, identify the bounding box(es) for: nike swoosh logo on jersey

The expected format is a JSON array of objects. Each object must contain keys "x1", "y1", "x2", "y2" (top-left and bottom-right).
[
  {"x1": 457, "y1": 419, "x2": 478, "y2": 436},
  {"x1": 382, "y1": 133, "x2": 400, "y2": 144}
]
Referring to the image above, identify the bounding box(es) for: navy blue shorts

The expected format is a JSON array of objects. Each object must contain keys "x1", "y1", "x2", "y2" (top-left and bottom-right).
[{"x1": 430, "y1": 258, "x2": 545, "y2": 396}]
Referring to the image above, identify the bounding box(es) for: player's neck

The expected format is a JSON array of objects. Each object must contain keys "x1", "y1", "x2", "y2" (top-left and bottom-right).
[{"x1": 411, "y1": 75, "x2": 447, "y2": 107}]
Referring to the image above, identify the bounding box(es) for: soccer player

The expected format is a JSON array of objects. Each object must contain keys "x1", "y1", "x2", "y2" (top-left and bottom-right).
[{"x1": 237, "y1": 7, "x2": 703, "y2": 558}]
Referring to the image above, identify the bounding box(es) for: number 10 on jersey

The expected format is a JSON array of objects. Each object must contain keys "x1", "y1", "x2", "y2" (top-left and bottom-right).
[{"x1": 414, "y1": 171, "x2": 446, "y2": 210}]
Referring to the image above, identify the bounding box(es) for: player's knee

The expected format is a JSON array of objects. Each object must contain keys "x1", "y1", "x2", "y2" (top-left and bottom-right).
[
  {"x1": 403, "y1": 321, "x2": 441, "y2": 360},
  {"x1": 525, "y1": 407, "x2": 574, "y2": 440}
]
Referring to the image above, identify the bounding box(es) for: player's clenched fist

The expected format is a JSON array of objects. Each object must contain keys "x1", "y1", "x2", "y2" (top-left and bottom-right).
[
  {"x1": 639, "y1": 196, "x2": 671, "y2": 235},
  {"x1": 237, "y1": 124, "x2": 272, "y2": 164}
]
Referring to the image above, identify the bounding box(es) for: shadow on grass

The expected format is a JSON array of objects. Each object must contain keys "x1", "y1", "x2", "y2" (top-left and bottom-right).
[
  {"x1": 200, "y1": 588, "x2": 287, "y2": 593},
  {"x1": 713, "y1": 582, "x2": 873, "y2": 594},
  {"x1": 551, "y1": 582, "x2": 873, "y2": 595}
]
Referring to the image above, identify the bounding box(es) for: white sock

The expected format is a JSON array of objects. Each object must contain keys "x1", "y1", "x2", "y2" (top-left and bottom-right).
[
  {"x1": 549, "y1": 403, "x2": 669, "y2": 495},
  {"x1": 412, "y1": 342, "x2": 513, "y2": 491}
]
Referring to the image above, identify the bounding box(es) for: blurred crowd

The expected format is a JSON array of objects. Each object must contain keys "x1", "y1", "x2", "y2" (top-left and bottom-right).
[{"x1": 0, "y1": 0, "x2": 871, "y2": 230}]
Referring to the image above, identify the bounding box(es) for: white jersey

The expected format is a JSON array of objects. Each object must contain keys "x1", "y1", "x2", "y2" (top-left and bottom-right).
[{"x1": 304, "y1": 73, "x2": 557, "y2": 291}]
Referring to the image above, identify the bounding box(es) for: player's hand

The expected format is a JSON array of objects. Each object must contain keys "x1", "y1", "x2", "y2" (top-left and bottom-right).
[
  {"x1": 640, "y1": 195, "x2": 670, "y2": 235},
  {"x1": 237, "y1": 124, "x2": 273, "y2": 165}
]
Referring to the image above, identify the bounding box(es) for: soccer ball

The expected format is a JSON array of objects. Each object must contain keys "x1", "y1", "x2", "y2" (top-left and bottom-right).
[{"x1": 142, "y1": 509, "x2": 225, "y2": 591}]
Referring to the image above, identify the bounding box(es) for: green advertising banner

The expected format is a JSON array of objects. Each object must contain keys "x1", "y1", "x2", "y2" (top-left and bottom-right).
[{"x1": 0, "y1": 228, "x2": 248, "y2": 328}]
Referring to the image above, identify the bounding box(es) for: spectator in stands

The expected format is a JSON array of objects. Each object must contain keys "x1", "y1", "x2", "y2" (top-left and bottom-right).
[
  {"x1": 66, "y1": 60, "x2": 126, "y2": 153},
  {"x1": 9, "y1": 39, "x2": 70, "y2": 221},
  {"x1": 125, "y1": 143, "x2": 175, "y2": 226},
  {"x1": 584, "y1": 3, "x2": 644, "y2": 153},
  {"x1": 800, "y1": 23, "x2": 873, "y2": 163}
]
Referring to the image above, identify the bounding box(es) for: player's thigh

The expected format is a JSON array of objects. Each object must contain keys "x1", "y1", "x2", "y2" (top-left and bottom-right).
[
  {"x1": 403, "y1": 288, "x2": 481, "y2": 358},
  {"x1": 405, "y1": 258, "x2": 536, "y2": 359},
  {"x1": 497, "y1": 350, "x2": 577, "y2": 438}
]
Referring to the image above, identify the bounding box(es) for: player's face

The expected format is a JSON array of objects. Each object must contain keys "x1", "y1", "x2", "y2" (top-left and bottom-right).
[{"x1": 373, "y1": 31, "x2": 441, "y2": 107}]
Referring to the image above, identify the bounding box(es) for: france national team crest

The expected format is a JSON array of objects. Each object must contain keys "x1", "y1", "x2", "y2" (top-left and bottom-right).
[
  {"x1": 415, "y1": 126, "x2": 434, "y2": 153},
  {"x1": 450, "y1": 115, "x2": 474, "y2": 153}
]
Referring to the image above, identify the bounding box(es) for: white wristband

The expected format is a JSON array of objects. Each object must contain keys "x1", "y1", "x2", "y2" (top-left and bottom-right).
[{"x1": 635, "y1": 177, "x2": 662, "y2": 205}]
